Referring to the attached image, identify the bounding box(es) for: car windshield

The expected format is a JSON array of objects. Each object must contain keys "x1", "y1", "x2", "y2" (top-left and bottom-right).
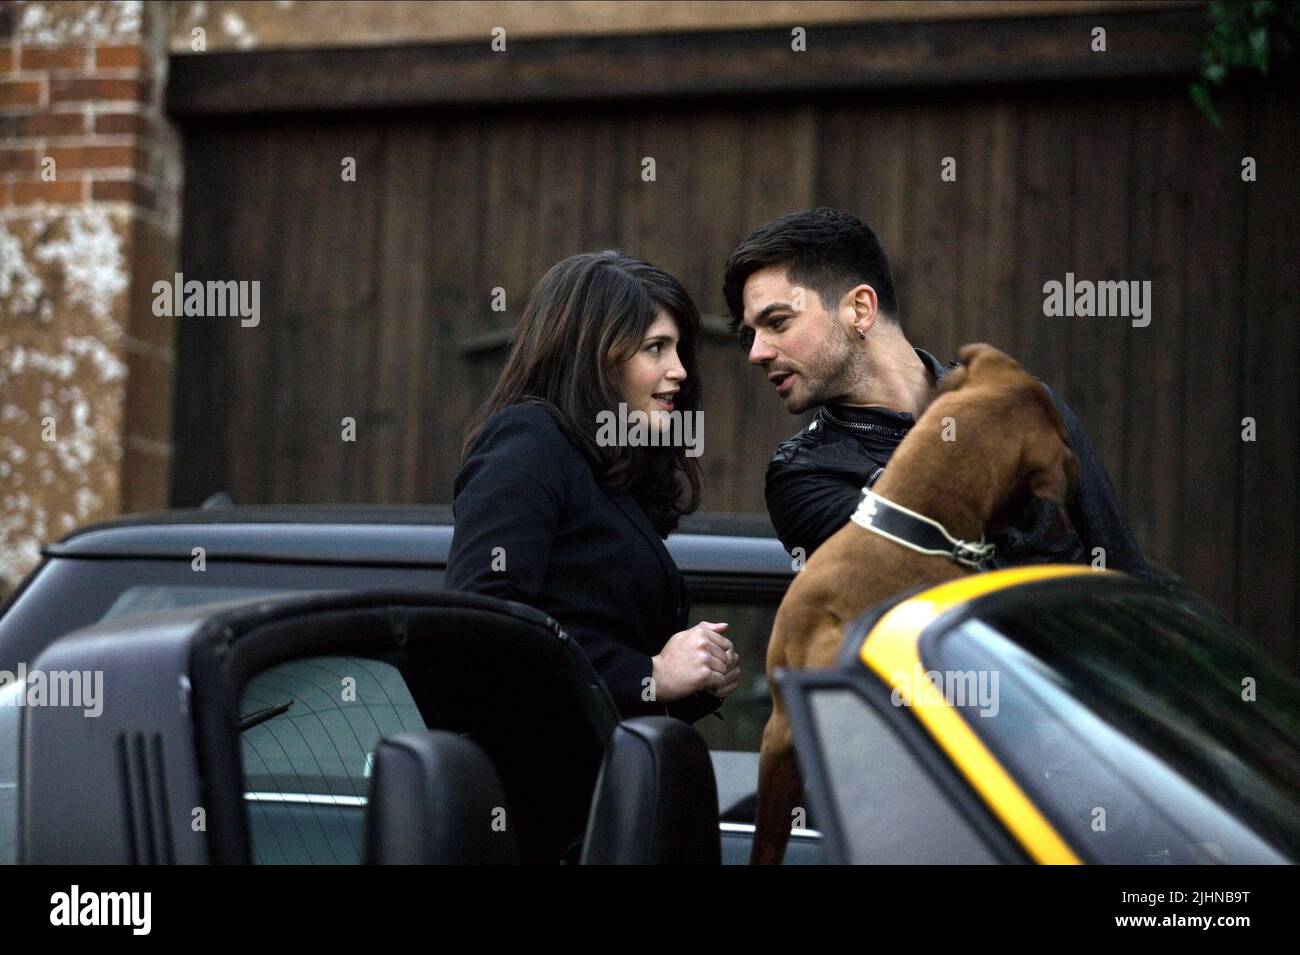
[{"x1": 927, "y1": 589, "x2": 1300, "y2": 862}]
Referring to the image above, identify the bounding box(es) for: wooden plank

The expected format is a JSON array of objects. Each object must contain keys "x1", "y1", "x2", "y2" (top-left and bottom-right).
[
  {"x1": 473, "y1": 112, "x2": 543, "y2": 417},
  {"x1": 531, "y1": 113, "x2": 590, "y2": 281},
  {"x1": 1011, "y1": 94, "x2": 1077, "y2": 401},
  {"x1": 329, "y1": 124, "x2": 386, "y2": 504},
  {"x1": 1238, "y1": 82, "x2": 1299, "y2": 672},
  {"x1": 907, "y1": 98, "x2": 965, "y2": 360},
  {"x1": 618, "y1": 106, "x2": 726, "y2": 502},
  {"x1": 957, "y1": 99, "x2": 1019, "y2": 359},
  {"x1": 1124, "y1": 86, "x2": 1192, "y2": 566},
  {"x1": 169, "y1": 122, "x2": 237, "y2": 506},
  {"x1": 1066, "y1": 91, "x2": 1132, "y2": 504},
  {"x1": 576, "y1": 110, "x2": 624, "y2": 254},
  {"x1": 225, "y1": 121, "x2": 290, "y2": 506},
  {"x1": 373, "y1": 119, "x2": 436, "y2": 503},
  {"x1": 422, "y1": 118, "x2": 489, "y2": 504},
  {"x1": 817, "y1": 101, "x2": 916, "y2": 335},
  {"x1": 436, "y1": 120, "x2": 490, "y2": 491},
  {"x1": 1178, "y1": 94, "x2": 1248, "y2": 621},
  {"x1": 166, "y1": 10, "x2": 1207, "y2": 116},
  {"x1": 728, "y1": 105, "x2": 816, "y2": 514},
  {"x1": 280, "y1": 122, "x2": 384, "y2": 504},
  {"x1": 480, "y1": 114, "x2": 542, "y2": 324},
  {"x1": 679, "y1": 107, "x2": 750, "y2": 512}
]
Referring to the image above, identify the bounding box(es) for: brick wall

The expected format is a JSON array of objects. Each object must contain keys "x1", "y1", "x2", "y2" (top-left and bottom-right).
[{"x1": 0, "y1": 0, "x2": 181, "y2": 596}]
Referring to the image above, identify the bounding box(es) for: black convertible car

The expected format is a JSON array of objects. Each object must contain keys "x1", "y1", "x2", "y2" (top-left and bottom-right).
[
  {"x1": 1, "y1": 504, "x2": 1296, "y2": 864},
  {"x1": 0, "y1": 504, "x2": 817, "y2": 864}
]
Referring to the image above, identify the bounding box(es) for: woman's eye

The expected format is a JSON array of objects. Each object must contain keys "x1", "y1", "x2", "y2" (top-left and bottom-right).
[{"x1": 646, "y1": 342, "x2": 662, "y2": 354}]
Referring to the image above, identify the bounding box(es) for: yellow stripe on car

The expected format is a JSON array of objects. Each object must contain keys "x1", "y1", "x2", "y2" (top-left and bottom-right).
[{"x1": 860, "y1": 565, "x2": 1102, "y2": 864}]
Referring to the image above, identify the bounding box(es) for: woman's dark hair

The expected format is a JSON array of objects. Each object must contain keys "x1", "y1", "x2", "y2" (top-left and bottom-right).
[
  {"x1": 463, "y1": 250, "x2": 703, "y2": 536},
  {"x1": 722, "y1": 207, "x2": 900, "y2": 331}
]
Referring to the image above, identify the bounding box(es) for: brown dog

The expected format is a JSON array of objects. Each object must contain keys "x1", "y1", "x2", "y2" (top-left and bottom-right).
[{"x1": 750, "y1": 343, "x2": 1078, "y2": 865}]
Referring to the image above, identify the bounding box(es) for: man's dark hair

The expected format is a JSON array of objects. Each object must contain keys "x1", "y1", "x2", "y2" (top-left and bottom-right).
[{"x1": 722, "y1": 207, "x2": 900, "y2": 332}]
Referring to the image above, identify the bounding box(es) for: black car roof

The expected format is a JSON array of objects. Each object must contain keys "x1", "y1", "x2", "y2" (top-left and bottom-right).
[{"x1": 44, "y1": 505, "x2": 793, "y2": 576}]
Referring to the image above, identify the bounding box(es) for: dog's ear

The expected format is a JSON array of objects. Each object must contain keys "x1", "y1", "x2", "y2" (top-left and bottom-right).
[
  {"x1": 1029, "y1": 443, "x2": 1077, "y2": 538},
  {"x1": 956, "y1": 343, "x2": 1024, "y2": 379},
  {"x1": 956, "y1": 342, "x2": 997, "y2": 367}
]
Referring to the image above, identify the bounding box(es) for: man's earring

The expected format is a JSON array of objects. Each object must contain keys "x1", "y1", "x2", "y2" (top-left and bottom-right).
[{"x1": 857, "y1": 326, "x2": 866, "y2": 340}]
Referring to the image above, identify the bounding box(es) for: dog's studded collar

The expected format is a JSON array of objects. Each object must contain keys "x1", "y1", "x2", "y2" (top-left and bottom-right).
[{"x1": 850, "y1": 490, "x2": 995, "y2": 569}]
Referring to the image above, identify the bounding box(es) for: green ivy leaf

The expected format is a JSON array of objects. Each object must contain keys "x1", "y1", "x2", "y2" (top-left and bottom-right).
[
  {"x1": 1189, "y1": 82, "x2": 1225, "y2": 131},
  {"x1": 1250, "y1": 27, "x2": 1270, "y2": 69}
]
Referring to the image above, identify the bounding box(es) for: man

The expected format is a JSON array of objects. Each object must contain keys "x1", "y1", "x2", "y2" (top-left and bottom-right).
[{"x1": 723, "y1": 207, "x2": 1157, "y2": 579}]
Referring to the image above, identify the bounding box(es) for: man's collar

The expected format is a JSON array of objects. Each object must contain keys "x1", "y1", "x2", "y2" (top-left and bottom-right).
[{"x1": 825, "y1": 348, "x2": 951, "y2": 428}]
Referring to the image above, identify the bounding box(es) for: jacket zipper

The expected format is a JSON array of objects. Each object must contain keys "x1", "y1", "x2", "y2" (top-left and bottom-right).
[{"x1": 819, "y1": 408, "x2": 912, "y2": 439}]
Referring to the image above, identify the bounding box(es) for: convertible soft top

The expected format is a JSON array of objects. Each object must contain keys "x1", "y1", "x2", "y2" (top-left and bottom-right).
[{"x1": 45, "y1": 506, "x2": 787, "y2": 572}]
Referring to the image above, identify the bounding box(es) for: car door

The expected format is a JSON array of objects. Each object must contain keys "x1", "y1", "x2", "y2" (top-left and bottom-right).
[
  {"x1": 18, "y1": 590, "x2": 620, "y2": 864},
  {"x1": 779, "y1": 667, "x2": 1028, "y2": 864},
  {"x1": 783, "y1": 569, "x2": 1300, "y2": 864}
]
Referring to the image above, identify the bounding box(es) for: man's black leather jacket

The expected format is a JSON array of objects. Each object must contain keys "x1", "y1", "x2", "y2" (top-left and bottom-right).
[{"x1": 764, "y1": 348, "x2": 1161, "y2": 582}]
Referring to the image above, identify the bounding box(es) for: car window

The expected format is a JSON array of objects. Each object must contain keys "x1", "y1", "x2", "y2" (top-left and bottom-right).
[
  {"x1": 689, "y1": 593, "x2": 782, "y2": 754},
  {"x1": 805, "y1": 686, "x2": 998, "y2": 864},
  {"x1": 239, "y1": 655, "x2": 426, "y2": 864},
  {"x1": 677, "y1": 584, "x2": 791, "y2": 828},
  {"x1": 931, "y1": 601, "x2": 1299, "y2": 863}
]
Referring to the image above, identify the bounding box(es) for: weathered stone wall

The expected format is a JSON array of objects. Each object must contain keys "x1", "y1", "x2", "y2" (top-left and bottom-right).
[{"x1": 1, "y1": 1, "x2": 181, "y2": 597}]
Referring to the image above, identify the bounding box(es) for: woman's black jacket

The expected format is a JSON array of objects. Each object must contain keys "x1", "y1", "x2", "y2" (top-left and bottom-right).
[{"x1": 447, "y1": 402, "x2": 721, "y2": 723}]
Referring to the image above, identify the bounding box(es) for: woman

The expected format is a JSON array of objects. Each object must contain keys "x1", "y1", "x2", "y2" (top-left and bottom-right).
[{"x1": 447, "y1": 251, "x2": 739, "y2": 722}]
